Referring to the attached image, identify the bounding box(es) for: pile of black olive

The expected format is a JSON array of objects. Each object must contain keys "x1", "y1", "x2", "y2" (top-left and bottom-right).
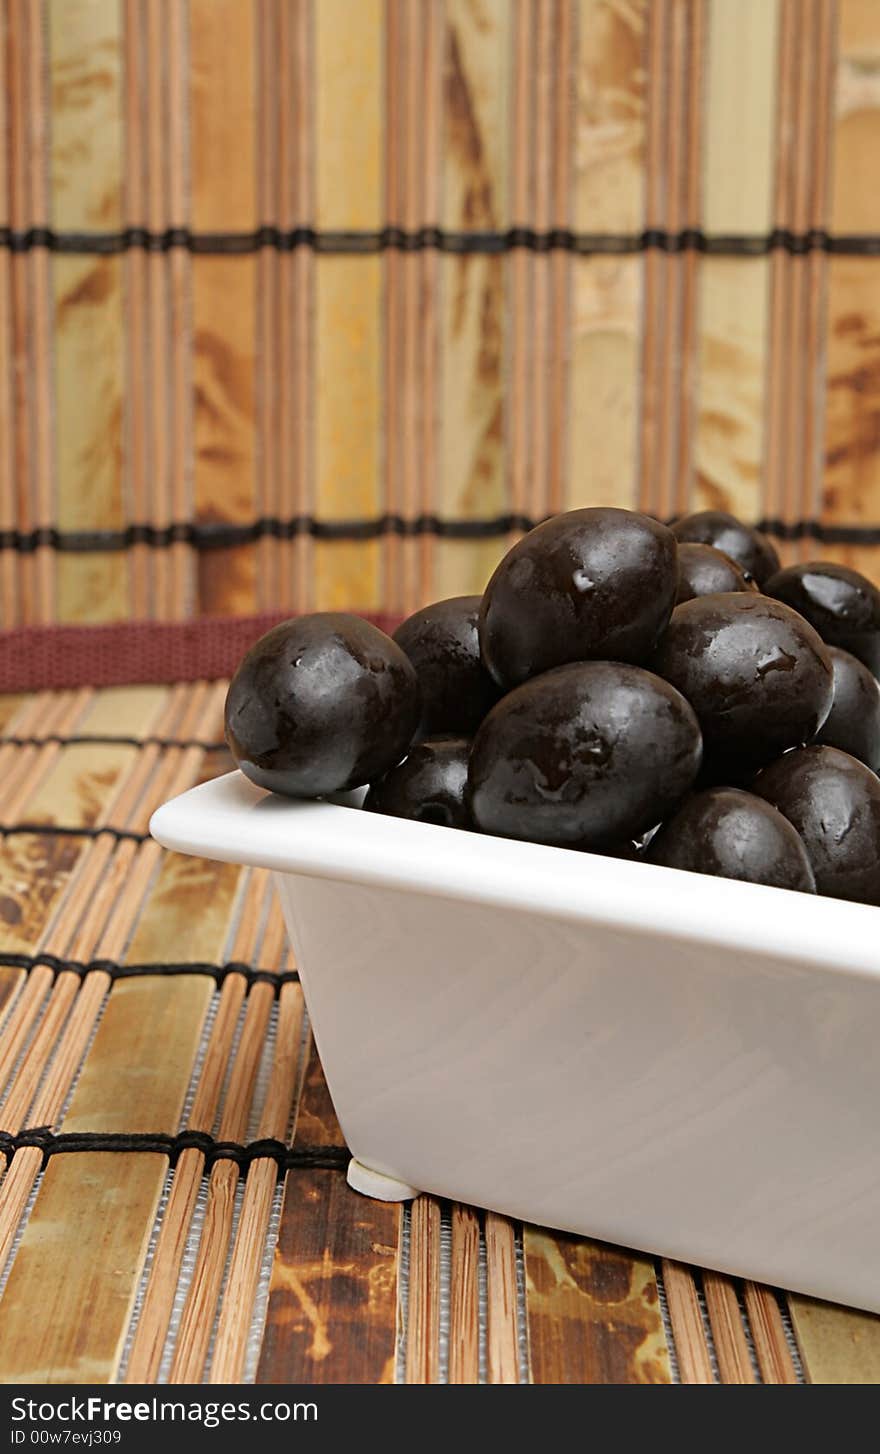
[{"x1": 224, "y1": 507, "x2": 880, "y2": 904}]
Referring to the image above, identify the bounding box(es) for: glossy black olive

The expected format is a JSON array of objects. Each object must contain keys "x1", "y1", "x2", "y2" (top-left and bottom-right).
[
  {"x1": 752, "y1": 745, "x2": 880, "y2": 904},
  {"x1": 671, "y1": 510, "x2": 780, "y2": 587},
  {"x1": 393, "y1": 596, "x2": 500, "y2": 737},
  {"x1": 224, "y1": 613, "x2": 420, "y2": 797},
  {"x1": 363, "y1": 738, "x2": 471, "y2": 829},
  {"x1": 765, "y1": 561, "x2": 880, "y2": 677},
  {"x1": 647, "y1": 787, "x2": 816, "y2": 892},
  {"x1": 652, "y1": 593, "x2": 833, "y2": 769},
  {"x1": 816, "y1": 646, "x2": 880, "y2": 772},
  {"x1": 676, "y1": 542, "x2": 758, "y2": 604},
  {"x1": 468, "y1": 661, "x2": 702, "y2": 849},
  {"x1": 478, "y1": 507, "x2": 678, "y2": 690}
]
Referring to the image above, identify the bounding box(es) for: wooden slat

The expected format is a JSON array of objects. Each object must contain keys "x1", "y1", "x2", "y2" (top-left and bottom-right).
[
  {"x1": 821, "y1": 0, "x2": 880, "y2": 558},
  {"x1": 313, "y1": 0, "x2": 382, "y2": 612},
  {"x1": 485, "y1": 1210, "x2": 519, "y2": 1384},
  {"x1": 190, "y1": 0, "x2": 256, "y2": 616},
  {"x1": 50, "y1": 0, "x2": 127, "y2": 623},
  {"x1": 0, "y1": 0, "x2": 17, "y2": 627},
  {"x1": 406, "y1": 1195, "x2": 441, "y2": 1384},
  {"x1": 569, "y1": 1, "x2": 646, "y2": 512},
  {"x1": 789, "y1": 1296, "x2": 880, "y2": 1384},
  {"x1": 702, "y1": 1270, "x2": 754, "y2": 1383},
  {"x1": 524, "y1": 1227, "x2": 671, "y2": 1383},
  {"x1": 694, "y1": 0, "x2": 778, "y2": 524},
  {"x1": 256, "y1": 1040, "x2": 400, "y2": 1384},
  {"x1": 448, "y1": 1205, "x2": 479, "y2": 1384},
  {"x1": 743, "y1": 1282, "x2": 798, "y2": 1384},
  {"x1": 661, "y1": 1260, "x2": 714, "y2": 1383},
  {"x1": 436, "y1": 0, "x2": 509, "y2": 600}
]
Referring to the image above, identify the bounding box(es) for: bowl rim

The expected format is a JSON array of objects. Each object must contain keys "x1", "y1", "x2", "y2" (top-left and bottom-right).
[{"x1": 150, "y1": 769, "x2": 880, "y2": 984}]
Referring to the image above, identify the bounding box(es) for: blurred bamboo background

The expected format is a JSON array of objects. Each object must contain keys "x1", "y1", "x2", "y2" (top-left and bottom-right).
[{"x1": 1, "y1": 0, "x2": 879, "y2": 628}]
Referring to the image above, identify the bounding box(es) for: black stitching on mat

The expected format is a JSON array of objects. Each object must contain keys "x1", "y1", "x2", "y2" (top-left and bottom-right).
[
  {"x1": 0, "y1": 823, "x2": 149, "y2": 842},
  {"x1": 0, "y1": 1126, "x2": 348, "y2": 1178},
  {"x1": 0, "y1": 951, "x2": 299, "y2": 993},
  {"x1": 5, "y1": 223, "x2": 880, "y2": 255},
  {"x1": 3, "y1": 513, "x2": 880, "y2": 553}
]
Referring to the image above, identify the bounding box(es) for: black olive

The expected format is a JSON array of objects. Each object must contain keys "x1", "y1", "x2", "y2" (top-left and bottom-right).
[
  {"x1": 765, "y1": 561, "x2": 880, "y2": 677},
  {"x1": 671, "y1": 510, "x2": 780, "y2": 587},
  {"x1": 363, "y1": 738, "x2": 471, "y2": 829},
  {"x1": 752, "y1": 745, "x2": 880, "y2": 904},
  {"x1": 224, "y1": 613, "x2": 419, "y2": 797},
  {"x1": 393, "y1": 596, "x2": 499, "y2": 737},
  {"x1": 468, "y1": 660, "x2": 702, "y2": 849},
  {"x1": 815, "y1": 646, "x2": 880, "y2": 772},
  {"x1": 478, "y1": 507, "x2": 678, "y2": 690},
  {"x1": 676, "y1": 542, "x2": 759, "y2": 603},
  {"x1": 647, "y1": 787, "x2": 816, "y2": 892},
  {"x1": 652, "y1": 593, "x2": 833, "y2": 770}
]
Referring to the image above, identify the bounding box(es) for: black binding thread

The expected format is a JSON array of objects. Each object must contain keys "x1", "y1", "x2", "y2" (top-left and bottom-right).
[
  {"x1": 0, "y1": 823, "x2": 150, "y2": 843},
  {"x1": 0, "y1": 734, "x2": 228, "y2": 751},
  {"x1": 4, "y1": 514, "x2": 880, "y2": 554},
  {"x1": 4, "y1": 223, "x2": 880, "y2": 256},
  {"x1": 0, "y1": 951, "x2": 299, "y2": 994},
  {"x1": 0, "y1": 1126, "x2": 347, "y2": 1177}
]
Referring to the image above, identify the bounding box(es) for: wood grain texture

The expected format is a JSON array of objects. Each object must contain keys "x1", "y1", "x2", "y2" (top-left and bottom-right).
[
  {"x1": 524, "y1": 1227, "x2": 670, "y2": 1383},
  {"x1": 569, "y1": 257, "x2": 641, "y2": 509},
  {"x1": 0, "y1": 821, "x2": 242, "y2": 1383},
  {"x1": 789, "y1": 1295, "x2": 880, "y2": 1383},
  {"x1": 50, "y1": 0, "x2": 127, "y2": 623},
  {"x1": 191, "y1": 0, "x2": 256, "y2": 616},
  {"x1": 256, "y1": 1040, "x2": 400, "y2": 1384},
  {"x1": 0, "y1": 1153, "x2": 168, "y2": 1384},
  {"x1": 438, "y1": 0, "x2": 509, "y2": 599},
  {"x1": 694, "y1": 0, "x2": 777, "y2": 524},
  {"x1": 311, "y1": 0, "x2": 382, "y2": 612},
  {"x1": 569, "y1": 0, "x2": 645, "y2": 513},
  {"x1": 821, "y1": 1, "x2": 880, "y2": 534},
  {"x1": 574, "y1": 0, "x2": 646, "y2": 232}
]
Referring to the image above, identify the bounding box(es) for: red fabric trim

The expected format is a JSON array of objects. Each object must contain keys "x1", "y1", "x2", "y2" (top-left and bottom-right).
[{"x1": 0, "y1": 612, "x2": 404, "y2": 692}]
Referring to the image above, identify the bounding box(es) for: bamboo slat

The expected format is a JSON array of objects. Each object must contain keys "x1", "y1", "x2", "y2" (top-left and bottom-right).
[
  {"x1": 448, "y1": 1205, "x2": 479, "y2": 1384},
  {"x1": 313, "y1": 0, "x2": 382, "y2": 613},
  {"x1": 190, "y1": 0, "x2": 256, "y2": 617},
  {"x1": 789, "y1": 1296, "x2": 880, "y2": 1384},
  {"x1": 524, "y1": 1226, "x2": 671, "y2": 1383},
  {"x1": 0, "y1": 1, "x2": 15, "y2": 628},
  {"x1": 743, "y1": 1282, "x2": 798, "y2": 1384},
  {"x1": 661, "y1": 1260, "x2": 714, "y2": 1383},
  {"x1": 702, "y1": 1270, "x2": 755, "y2": 1383},
  {"x1": 694, "y1": 0, "x2": 777, "y2": 525},
  {"x1": 821, "y1": 0, "x2": 880, "y2": 565},
  {"x1": 255, "y1": 1039, "x2": 400, "y2": 1384},
  {"x1": 484, "y1": 1210, "x2": 520, "y2": 1384},
  {"x1": 50, "y1": 0, "x2": 127, "y2": 624},
  {"x1": 437, "y1": 0, "x2": 509, "y2": 600}
]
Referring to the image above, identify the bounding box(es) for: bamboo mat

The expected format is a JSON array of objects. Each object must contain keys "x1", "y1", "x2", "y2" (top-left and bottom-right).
[
  {"x1": 0, "y1": 681, "x2": 875, "y2": 1386},
  {"x1": 3, "y1": 0, "x2": 880, "y2": 627}
]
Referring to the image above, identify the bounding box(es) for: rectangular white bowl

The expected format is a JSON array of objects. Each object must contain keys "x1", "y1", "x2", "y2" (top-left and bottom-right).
[{"x1": 151, "y1": 770, "x2": 880, "y2": 1313}]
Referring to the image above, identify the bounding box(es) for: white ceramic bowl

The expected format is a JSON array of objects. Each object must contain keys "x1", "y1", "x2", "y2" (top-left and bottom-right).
[{"x1": 151, "y1": 770, "x2": 880, "y2": 1313}]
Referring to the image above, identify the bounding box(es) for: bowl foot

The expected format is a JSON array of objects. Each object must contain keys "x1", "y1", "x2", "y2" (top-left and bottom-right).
[{"x1": 347, "y1": 1157, "x2": 421, "y2": 1202}]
